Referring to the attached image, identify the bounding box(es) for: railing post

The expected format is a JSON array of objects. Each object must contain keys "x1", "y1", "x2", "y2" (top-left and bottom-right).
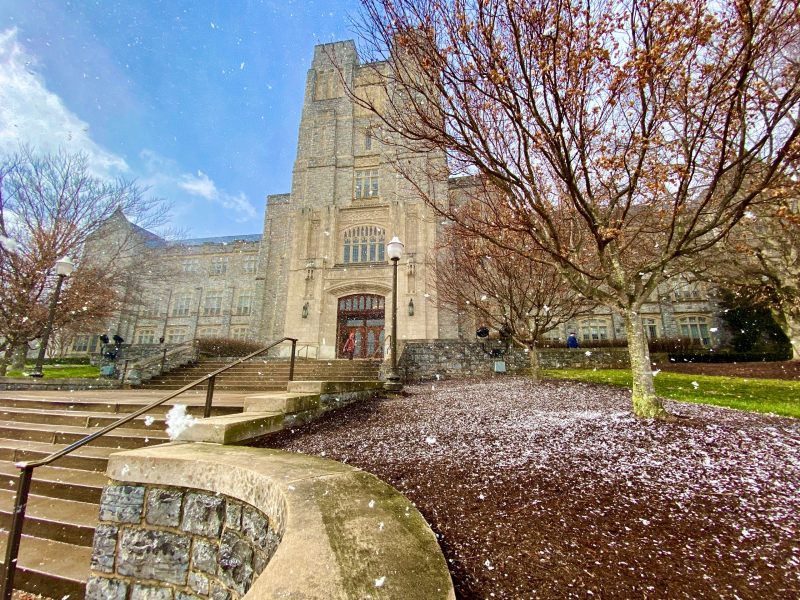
[
  {"x1": 160, "y1": 347, "x2": 168, "y2": 375},
  {"x1": 1, "y1": 465, "x2": 34, "y2": 600},
  {"x1": 204, "y1": 375, "x2": 216, "y2": 418},
  {"x1": 289, "y1": 339, "x2": 297, "y2": 381}
]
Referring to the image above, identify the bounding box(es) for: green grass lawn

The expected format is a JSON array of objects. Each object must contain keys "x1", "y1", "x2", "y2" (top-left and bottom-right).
[
  {"x1": 544, "y1": 368, "x2": 800, "y2": 418},
  {"x1": 4, "y1": 364, "x2": 101, "y2": 379}
]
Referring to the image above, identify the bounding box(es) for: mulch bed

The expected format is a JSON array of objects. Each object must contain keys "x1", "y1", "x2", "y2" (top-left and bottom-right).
[
  {"x1": 658, "y1": 359, "x2": 800, "y2": 381},
  {"x1": 253, "y1": 378, "x2": 800, "y2": 599}
]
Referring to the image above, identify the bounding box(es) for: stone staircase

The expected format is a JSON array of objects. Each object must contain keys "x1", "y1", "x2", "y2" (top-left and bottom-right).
[
  {"x1": 0, "y1": 396, "x2": 240, "y2": 598},
  {"x1": 136, "y1": 357, "x2": 383, "y2": 391}
]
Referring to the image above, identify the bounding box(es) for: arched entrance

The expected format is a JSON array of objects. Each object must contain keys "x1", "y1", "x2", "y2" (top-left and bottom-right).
[{"x1": 337, "y1": 294, "x2": 385, "y2": 359}]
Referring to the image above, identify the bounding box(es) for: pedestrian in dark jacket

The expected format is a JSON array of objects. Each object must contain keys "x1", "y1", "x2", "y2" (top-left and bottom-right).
[{"x1": 567, "y1": 332, "x2": 579, "y2": 348}]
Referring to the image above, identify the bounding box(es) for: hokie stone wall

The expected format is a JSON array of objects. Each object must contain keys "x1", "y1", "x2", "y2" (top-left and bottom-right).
[{"x1": 87, "y1": 483, "x2": 281, "y2": 600}]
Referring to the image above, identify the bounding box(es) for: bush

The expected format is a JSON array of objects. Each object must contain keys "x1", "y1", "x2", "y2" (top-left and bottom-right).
[
  {"x1": 43, "y1": 356, "x2": 92, "y2": 365},
  {"x1": 197, "y1": 337, "x2": 263, "y2": 357},
  {"x1": 647, "y1": 337, "x2": 705, "y2": 353}
]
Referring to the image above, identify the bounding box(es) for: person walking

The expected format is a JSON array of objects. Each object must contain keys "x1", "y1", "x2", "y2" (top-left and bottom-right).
[
  {"x1": 342, "y1": 331, "x2": 356, "y2": 360},
  {"x1": 567, "y1": 332, "x2": 579, "y2": 349}
]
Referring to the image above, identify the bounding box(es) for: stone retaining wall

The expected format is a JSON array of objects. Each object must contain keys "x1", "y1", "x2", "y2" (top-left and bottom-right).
[
  {"x1": 87, "y1": 483, "x2": 282, "y2": 600},
  {"x1": 0, "y1": 377, "x2": 119, "y2": 391},
  {"x1": 398, "y1": 341, "x2": 633, "y2": 381}
]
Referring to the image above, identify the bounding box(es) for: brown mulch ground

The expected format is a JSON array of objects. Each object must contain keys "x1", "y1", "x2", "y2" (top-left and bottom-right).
[
  {"x1": 253, "y1": 378, "x2": 800, "y2": 599},
  {"x1": 658, "y1": 359, "x2": 800, "y2": 380}
]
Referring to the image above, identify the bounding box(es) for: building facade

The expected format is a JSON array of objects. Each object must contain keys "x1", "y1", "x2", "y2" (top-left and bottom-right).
[{"x1": 75, "y1": 41, "x2": 721, "y2": 359}]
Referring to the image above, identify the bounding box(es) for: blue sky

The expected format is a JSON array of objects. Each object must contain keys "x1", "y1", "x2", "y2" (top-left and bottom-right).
[{"x1": 0, "y1": 0, "x2": 362, "y2": 237}]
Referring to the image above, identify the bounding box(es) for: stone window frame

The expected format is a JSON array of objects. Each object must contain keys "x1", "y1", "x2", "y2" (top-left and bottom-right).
[
  {"x1": 242, "y1": 256, "x2": 257, "y2": 274},
  {"x1": 342, "y1": 225, "x2": 386, "y2": 264},
  {"x1": 210, "y1": 257, "x2": 228, "y2": 276},
  {"x1": 672, "y1": 280, "x2": 705, "y2": 302},
  {"x1": 181, "y1": 259, "x2": 199, "y2": 274},
  {"x1": 642, "y1": 317, "x2": 660, "y2": 339},
  {"x1": 579, "y1": 317, "x2": 611, "y2": 343},
  {"x1": 135, "y1": 329, "x2": 156, "y2": 345},
  {"x1": 354, "y1": 169, "x2": 379, "y2": 199},
  {"x1": 230, "y1": 326, "x2": 249, "y2": 340},
  {"x1": 166, "y1": 327, "x2": 189, "y2": 344},
  {"x1": 677, "y1": 314, "x2": 711, "y2": 346},
  {"x1": 203, "y1": 292, "x2": 224, "y2": 316},
  {"x1": 172, "y1": 292, "x2": 193, "y2": 317},
  {"x1": 72, "y1": 334, "x2": 90, "y2": 352},
  {"x1": 197, "y1": 327, "x2": 221, "y2": 338},
  {"x1": 235, "y1": 291, "x2": 254, "y2": 316}
]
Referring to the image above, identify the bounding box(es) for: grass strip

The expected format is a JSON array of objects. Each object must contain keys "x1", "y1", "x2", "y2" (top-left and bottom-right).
[
  {"x1": 544, "y1": 368, "x2": 800, "y2": 418},
  {"x1": 4, "y1": 365, "x2": 101, "y2": 379}
]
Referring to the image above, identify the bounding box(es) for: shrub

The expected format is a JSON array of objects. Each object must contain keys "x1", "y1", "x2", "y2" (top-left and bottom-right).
[
  {"x1": 197, "y1": 337, "x2": 263, "y2": 357},
  {"x1": 668, "y1": 349, "x2": 792, "y2": 363}
]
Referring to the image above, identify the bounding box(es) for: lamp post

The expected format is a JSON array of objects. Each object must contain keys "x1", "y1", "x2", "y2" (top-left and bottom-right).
[
  {"x1": 30, "y1": 257, "x2": 75, "y2": 378},
  {"x1": 386, "y1": 236, "x2": 404, "y2": 392}
]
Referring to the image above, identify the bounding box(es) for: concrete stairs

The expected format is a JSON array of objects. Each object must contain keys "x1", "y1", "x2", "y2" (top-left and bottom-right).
[
  {"x1": 136, "y1": 357, "x2": 383, "y2": 391},
  {"x1": 0, "y1": 396, "x2": 240, "y2": 598}
]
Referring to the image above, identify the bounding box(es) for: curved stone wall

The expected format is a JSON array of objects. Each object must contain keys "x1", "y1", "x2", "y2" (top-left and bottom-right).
[
  {"x1": 87, "y1": 484, "x2": 280, "y2": 599},
  {"x1": 93, "y1": 443, "x2": 455, "y2": 599}
]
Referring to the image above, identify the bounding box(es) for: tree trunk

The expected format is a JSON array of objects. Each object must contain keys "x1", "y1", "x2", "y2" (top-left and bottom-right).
[
  {"x1": 0, "y1": 345, "x2": 11, "y2": 376},
  {"x1": 11, "y1": 344, "x2": 26, "y2": 370},
  {"x1": 623, "y1": 310, "x2": 670, "y2": 419},
  {"x1": 529, "y1": 345, "x2": 541, "y2": 382}
]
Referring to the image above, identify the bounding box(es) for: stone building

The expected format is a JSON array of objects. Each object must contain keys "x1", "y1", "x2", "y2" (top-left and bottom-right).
[{"x1": 72, "y1": 40, "x2": 721, "y2": 359}]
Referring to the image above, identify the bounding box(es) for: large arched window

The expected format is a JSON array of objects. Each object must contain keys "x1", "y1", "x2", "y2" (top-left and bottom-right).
[{"x1": 343, "y1": 226, "x2": 385, "y2": 264}]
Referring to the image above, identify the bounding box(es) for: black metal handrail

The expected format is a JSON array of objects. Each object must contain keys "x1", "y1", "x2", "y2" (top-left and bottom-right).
[{"x1": 0, "y1": 337, "x2": 297, "y2": 600}]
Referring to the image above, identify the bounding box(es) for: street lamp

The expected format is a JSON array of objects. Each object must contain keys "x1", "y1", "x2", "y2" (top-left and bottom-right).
[
  {"x1": 385, "y1": 236, "x2": 404, "y2": 392},
  {"x1": 30, "y1": 256, "x2": 75, "y2": 378}
]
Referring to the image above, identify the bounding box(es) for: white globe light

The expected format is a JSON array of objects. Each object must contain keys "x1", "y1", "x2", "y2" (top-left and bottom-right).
[
  {"x1": 55, "y1": 256, "x2": 75, "y2": 276},
  {"x1": 386, "y1": 236, "x2": 404, "y2": 260}
]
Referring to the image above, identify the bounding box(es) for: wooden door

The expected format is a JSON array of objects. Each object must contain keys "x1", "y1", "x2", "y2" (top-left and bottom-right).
[{"x1": 337, "y1": 294, "x2": 385, "y2": 358}]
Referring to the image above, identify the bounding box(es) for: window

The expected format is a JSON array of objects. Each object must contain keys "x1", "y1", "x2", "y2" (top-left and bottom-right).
[
  {"x1": 236, "y1": 291, "x2": 254, "y2": 316},
  {"x1": 343, "y1": 225, "x2": 385, "y2": 264},
  {"x1": 673, "y1": 281, "x2": 704, "y2": 301},
  {"x1": 172, "y1": 292, "x2": 192, "y2": 317},
  {"x1": 72, "y1": 335, "x2": 90, "y2": 352},
  {"x1": 140, "y1": 303, "x2": 159, "y2": 318},
  {"x1": 242, "y1": 256, "x2": 257, "y2": 274},
  {"x1": 136, "y1": 329, "x2": 156, "y2": 345},
  {"x1": 197, "y1": 327, "x2": 220, "y2": 338},
  {"x1": 364, "y1": 129, "x2": 372, "y2": 151},
  {"x1": 230, "y1": 326, "x2": 249, "y2": 340},
  {"x1": 210, "y1": 257, "x2": 228, "y2": 275},
  {"x1": 354, "y1": 169, "x2": 379, "y2": 199},
  {"x1": 203, "y1": 292, "x2": 223, "y2": 316},
  {"x1": 643, "y1": 318, "x2": 659, "y2": 339},
  {"x1": 580, "y1": 318, "x2": 610, "y2": 343},
  {"x1": 678, "y1": 315, "x2": 711, "y2": 346},
  {"x1": 166, "y1": 328, "x2": 188, "y2": 343},
  {"x1": 181, "y1": 259, "x2": 199, "y2": 273}
]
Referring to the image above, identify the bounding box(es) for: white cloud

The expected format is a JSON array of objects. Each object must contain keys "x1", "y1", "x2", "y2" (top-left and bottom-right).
[
  {"x1": 179, "y1": 170, "x2": 217, "y2": 199},
  {"x1": 140, "y1": 149, "x2": 258, "y2": 223},
  {"x1": 0, "y1": 28, "x2": 128, "y2": 177}
]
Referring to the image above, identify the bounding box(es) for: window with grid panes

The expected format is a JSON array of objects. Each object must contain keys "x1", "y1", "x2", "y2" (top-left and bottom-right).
[
  {"x1": 354, "y1": 169, "x2": 379, "y2": 199},
  {"x1": 343, "y1": 226, "x2": 385, "y2": 264}
]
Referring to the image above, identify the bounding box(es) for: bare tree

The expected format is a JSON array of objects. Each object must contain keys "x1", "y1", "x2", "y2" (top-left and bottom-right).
[
  {"x1": 0, "y1": 147, "x2": 169, "y2": 374},
  {"x1": 352, "y1": 0, "x2": 800, "y2": 418},
  {"x1": 435, "y1": 188, "x2": 594, "y2": 379}
]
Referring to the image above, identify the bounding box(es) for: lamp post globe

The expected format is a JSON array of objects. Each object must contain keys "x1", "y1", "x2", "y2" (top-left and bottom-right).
[
  {"x1": 30, "y1": 256, "x2": 75, "y2": 378},
  {"x1": 385, "y1": 237, "x2": 404, "y2": 392}
]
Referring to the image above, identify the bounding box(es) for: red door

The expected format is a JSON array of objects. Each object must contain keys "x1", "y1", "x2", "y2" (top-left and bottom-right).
[{"x1": 337, "y1": 294, "x2": 385, "y2": 358}]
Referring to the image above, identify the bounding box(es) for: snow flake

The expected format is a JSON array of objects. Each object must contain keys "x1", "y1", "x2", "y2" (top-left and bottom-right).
[
  {"x1": 426, "y1": 436, "x2": 437, "y2": 445},
  {"x1": 368, "y1": 499, "x2": 375, "y2": 508},
  {"x1": 585, "y1": 351, "x2": 592, "y2": 357},
  {"x1": 484, "y1": 559, "x2": 494, "y2": 570},
  {"x1": 374, "y1": 576, "x2": 386, "y2": 587},
  {"x1": 144, "y1": 415, "x2": 155, "y2": 426},
  {"x1": 691, "y1": 381, "x2": 700, "y2": 390},
  {"x1": 165, "y1": 405, "x2": 197, "y2": 440}
]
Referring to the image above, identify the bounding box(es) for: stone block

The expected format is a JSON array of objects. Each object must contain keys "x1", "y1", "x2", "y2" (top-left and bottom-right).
[
  {"x1": 241, "y1": 506, "x2": 270, "y2": 547},
  {"x1": 218, "y1": 530, "x2": 254, "y2": 596},
  {"x1": 90, "y1": 524, "x2": 118, "y2": 573},
  {"x1": 131, "y1": 584, "x2": 175, "y2": 600},
  {"x1": 118, "y1": 528, "x2": 191, "y2": 585},
  {"x1": 210, "y1": 582, "x2": 232, "y2": 600},
  {"x1": 86, "y1": 575, "x2": 128, "y2": 600},
  {"x1": 147, "y1": 488, "x2": 184, "y2": 527},
  {"x1": 177, "y1": 593, "x2": 205, "y2": 600},
  {"x1": 188, "y1": 571, "x2": 210, "y2": 595},
  {"x1": 182, "y1": 492, "x2": 225, "y2": 537},
  {"x1": 191, "y1": 538, "x2": 219, "y2": 575},
  {"x1": 225, "y1": 500, "x2": 242, "y2": 531},
  {"x1": 99, "y1": 484, "x2": 145, "y2": 523}
]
